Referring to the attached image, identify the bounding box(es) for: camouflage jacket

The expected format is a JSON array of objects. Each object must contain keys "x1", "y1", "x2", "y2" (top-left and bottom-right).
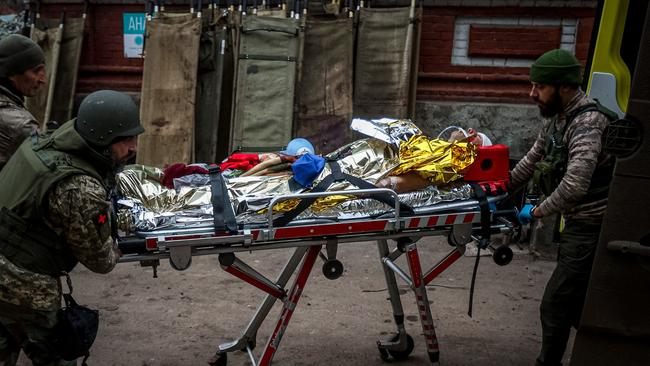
[
  {"x1": 511, "y1": 90, "x2": 612, "y2": 219},
  {"x1": 0, "y1": 85, "x2": 39, "y2": 170},
  {"x1": 0, "y1": 175, "x2": 119, "y2": 311}
]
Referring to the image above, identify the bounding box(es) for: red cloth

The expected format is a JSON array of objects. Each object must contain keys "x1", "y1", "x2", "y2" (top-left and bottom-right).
[
  {"x1": 219, "y1": 153, "x2": 260, "y2": 172},
  {"x1": 162, "y1": 163, "x2": 209, "y2": 188}
]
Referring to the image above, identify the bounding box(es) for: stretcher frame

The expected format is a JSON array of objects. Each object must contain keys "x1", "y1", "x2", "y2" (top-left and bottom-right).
[{"x1": 118, "y1": 186, "x2": 516, "y2": 366}]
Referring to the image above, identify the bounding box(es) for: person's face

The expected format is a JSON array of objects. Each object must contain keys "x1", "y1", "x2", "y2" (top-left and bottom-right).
[
  {"x1": 8, "y1": 64, "x2": 46, "y2": 97},
  {"x1": 529, "y1": 82, "x2": 563, "y2": 118},
  {"x1": 109, "y1": 136, "x2": 138, "y2": 167}
]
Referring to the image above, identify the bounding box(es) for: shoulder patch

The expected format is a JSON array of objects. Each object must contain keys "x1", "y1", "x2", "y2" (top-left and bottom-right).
[{"x1": 97, "y1": 211, "x2": 108, "y2": 225}]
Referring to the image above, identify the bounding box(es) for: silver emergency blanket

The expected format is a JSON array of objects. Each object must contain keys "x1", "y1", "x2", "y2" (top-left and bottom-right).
[
  {"x1": 117, "y1": 120, "x2": 473, "y2": 233},
  {"x1": 236, "y1": 184, "x2": 472, "y2": 225},
  {"x1": 350, "y1": 118, "x2": 422, "y2": 148},
  {"x1": 117, "y1": 163, "x2": 471, "y2": 233}
]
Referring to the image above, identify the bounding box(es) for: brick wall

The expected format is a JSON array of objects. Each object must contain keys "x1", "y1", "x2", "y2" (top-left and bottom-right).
[
  {"x1": 38, "y1": 3, "x2": 145, "y2": 94},
  {"x1": 418, "y1": 5, "x2": 596, "y2": 102},
  {"x1": 34, "y1": 0, "x2": 597, "y2": 103}
]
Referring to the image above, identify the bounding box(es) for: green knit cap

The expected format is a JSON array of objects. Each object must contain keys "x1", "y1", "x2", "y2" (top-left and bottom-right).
[
  {"x1": 530, "y1": 49, "x2": 582, "y2": 86},
  {"x1": 0, "y1": 34, "x2": 45, "y2": 77}
]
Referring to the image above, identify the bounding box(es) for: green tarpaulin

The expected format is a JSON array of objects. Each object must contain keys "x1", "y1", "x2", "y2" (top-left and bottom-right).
[
  {"x1": 353, "y1": 7, "x2": 421, "y2": 120},
  {"x1": 229, "y1": 15, "x2": 302, "y2": 152},
  {"x1": 137, "y1": 13, "x2": 201, "y2": 168},
  {"x1": 296, "y1": 17, "x2": 354, "y2": 154},
  {"x1": 26, "y1": 16, "x2": 85, "y2": 126}
]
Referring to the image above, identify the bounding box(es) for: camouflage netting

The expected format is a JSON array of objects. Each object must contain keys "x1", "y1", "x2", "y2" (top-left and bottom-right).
[{"x1": 0, "y1": 12, "x2": 24, "y2": 39}]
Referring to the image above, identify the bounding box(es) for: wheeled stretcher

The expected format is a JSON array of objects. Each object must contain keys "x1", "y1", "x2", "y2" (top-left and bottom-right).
[{"x1": 117, "y1": 179, "x2": 518, "y2": 366}]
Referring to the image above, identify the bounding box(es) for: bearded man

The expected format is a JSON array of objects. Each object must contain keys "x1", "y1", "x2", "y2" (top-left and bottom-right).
[
  {"x1": 510, "y1": 48, "x2": 617, "y2": 366},
  {"x1": 0, "y1": 90, "x2": 144, "y2": 366}
]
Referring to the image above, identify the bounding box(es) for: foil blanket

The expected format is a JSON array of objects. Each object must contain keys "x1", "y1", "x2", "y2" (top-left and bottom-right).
[{"x1": 117, "y1": 120, "x2": 477, "y2": 233}]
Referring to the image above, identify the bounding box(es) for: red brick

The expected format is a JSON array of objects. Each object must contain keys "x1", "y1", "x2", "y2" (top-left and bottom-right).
[{"x1": 468, "y1": 25, "x2": 561, "y2": 58}]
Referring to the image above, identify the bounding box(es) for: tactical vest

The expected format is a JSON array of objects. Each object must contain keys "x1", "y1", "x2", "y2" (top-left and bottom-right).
[
  {"x1": 533, "y1": 102, "x2": 618, "y2": 202},
  {"x1": 0, "y1": 121, "x2": 108, "y2": 277}
]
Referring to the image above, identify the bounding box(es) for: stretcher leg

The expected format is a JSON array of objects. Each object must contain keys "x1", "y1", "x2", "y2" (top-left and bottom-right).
[
  {"x1": 423, "y1": 247, "x2": 464, "y2": 285},
  {"x1": 219, "y1": 253, "x2": 287, "y2": 299},
  {"x1": 376, "y1": 239, "x2": 412, "y2": 360},
  {"x1": 258, "y1": 245, "x2": 321, "y2": 366},
  {"x1": 211, "y1": 247, "x2": 309, "y2": 364},
  {"x1": 403, "y1": 239, "x2": 440, "y2": 363}
]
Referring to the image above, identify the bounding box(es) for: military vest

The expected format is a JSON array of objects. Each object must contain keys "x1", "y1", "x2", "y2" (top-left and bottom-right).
[
  {"x1": 533, "y1": 101, "x2": 618, "y2": 202},
  {"x1": 0, "y1": 121, "x2": 108, "y2": 277}
]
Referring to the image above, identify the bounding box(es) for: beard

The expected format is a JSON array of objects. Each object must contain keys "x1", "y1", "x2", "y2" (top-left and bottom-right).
[
  {"x1": 110, "y1": 153, "x2": 136, "y2": 174},
  {"x1": 536, "y1": 90, "x2": 564, "y2": 118}
]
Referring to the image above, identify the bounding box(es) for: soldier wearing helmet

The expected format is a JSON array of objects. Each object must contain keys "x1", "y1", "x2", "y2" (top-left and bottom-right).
[
  {"x1": 0, "y1": 90, "x2": 144, "y2": 365},
  {"x1": 0, "y1": 34, "x2": 47, "y2": 171},
  {"x1": 510, "y1": 49, "x2": 617, "y2": 366}
]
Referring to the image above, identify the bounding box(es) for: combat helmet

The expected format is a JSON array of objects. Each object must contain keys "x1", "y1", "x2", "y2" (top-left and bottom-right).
[{"x1": 75, "y1": 90, "x2": 144, "y2": 146}]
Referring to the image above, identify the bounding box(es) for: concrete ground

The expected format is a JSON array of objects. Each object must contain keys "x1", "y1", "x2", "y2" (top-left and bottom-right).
[{"x1": 23, "y1": 236, "x2": 569, "y2": 366}]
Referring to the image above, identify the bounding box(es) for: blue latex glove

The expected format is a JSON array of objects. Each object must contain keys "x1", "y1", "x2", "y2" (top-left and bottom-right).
[{"x1": 518, "y1": 204, "x2": 535, "y2": 225}]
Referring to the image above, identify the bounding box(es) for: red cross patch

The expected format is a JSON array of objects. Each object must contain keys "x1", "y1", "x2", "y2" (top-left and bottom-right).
[{"x1": 97, "y1": 213, "x2": 107, "y2": 225}]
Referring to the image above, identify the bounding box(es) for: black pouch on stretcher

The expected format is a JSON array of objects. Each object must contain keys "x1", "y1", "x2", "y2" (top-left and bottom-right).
[{"x1": 532, "y1": 101, "x2": 617, "y2": 202}]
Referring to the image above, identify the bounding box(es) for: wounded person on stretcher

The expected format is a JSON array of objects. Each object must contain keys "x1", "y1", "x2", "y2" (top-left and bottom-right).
[
  {"x1": 230, "y1": 125, "x2": 488, "y2": 195},
  {"x1": 116, "y1": 121, "x2": 494, "y2": 231}
]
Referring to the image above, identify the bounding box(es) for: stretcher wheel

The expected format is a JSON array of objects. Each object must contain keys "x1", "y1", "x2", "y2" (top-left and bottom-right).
[
  {"x1": 396, "y1": 238, "x2": 413, "y2": 252},
  {"x1": 377, "y1": 334, "x2": 415, "y2": 361},
  {"x1": 240, "y1": 336, "x2": 256, "y2": 352},
  {"x1": 447, "y1": 232, "x2": 458, "y2": 247},
  {"x1": 207, "y1": 352, "x2": 227, "y2": 366},
  {"x1": 169, "y1": 256, "x2": 192, "y2": 271},
  {"x1": 492, "y1": 245, "x2": 513, "y2": 266},
  {"x1": 322, "y1": 259, "x2": 344, "y2": 280},
  {"x1": 378, "y1": 347, "x2": 390, "y2": 361}
]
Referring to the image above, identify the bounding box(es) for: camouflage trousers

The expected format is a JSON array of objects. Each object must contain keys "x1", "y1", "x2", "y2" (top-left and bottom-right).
[
  {"x1": 535, "y1": 216, "x2": 603, "y2": 366},
  {"x1": 0, "y1": 301, "x2": 76, "y2": 366}
]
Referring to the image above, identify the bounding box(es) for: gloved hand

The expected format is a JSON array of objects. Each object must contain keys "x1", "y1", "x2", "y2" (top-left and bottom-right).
[{"x1": 518, "y1": 204, "x2": 535, "y2": 225}]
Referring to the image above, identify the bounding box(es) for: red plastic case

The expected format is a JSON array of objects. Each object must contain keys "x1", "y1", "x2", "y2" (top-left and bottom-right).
[{"x1": 464, "y1": 144, "x2": 510, "y2": 182}]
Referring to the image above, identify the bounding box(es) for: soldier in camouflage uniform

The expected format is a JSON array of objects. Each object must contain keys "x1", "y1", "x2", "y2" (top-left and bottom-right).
[
  {"x1": 511, "y1": 49, "x2": 616, "y2": 366},
  {"x1": 0, "y1": 90, "x2": 144, "y2": 366},
  {"x1": 0, "y1": 34, "x2": 46, "y2": 171}
]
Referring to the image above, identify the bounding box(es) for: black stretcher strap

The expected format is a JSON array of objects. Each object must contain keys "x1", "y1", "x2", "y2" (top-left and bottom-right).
[
  {"x1": 471, "y1": 183, "x2": 492, "y2": 244},
  {"x1": 209, "y1": 166, "x2": 238, "y2": 233},
  {"x1": 467, "y1": 182, "x2": 492, "y2": 318},
  {"x1": 273, "y1": 161, "x2": 414, "y2": 228}
]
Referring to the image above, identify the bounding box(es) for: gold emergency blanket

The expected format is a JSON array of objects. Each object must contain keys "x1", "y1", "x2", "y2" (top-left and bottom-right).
[{"x1": 392, "y1": 135, "x2": 477, "y2": 184}]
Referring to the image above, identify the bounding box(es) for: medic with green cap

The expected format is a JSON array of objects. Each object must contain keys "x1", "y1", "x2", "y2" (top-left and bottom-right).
[
  {"x1": 0, "y1": 34, "x2": 47, "y2": 171},
  {"x1": 510, "y1": 49, "x2": 617, "y2": 366}
]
